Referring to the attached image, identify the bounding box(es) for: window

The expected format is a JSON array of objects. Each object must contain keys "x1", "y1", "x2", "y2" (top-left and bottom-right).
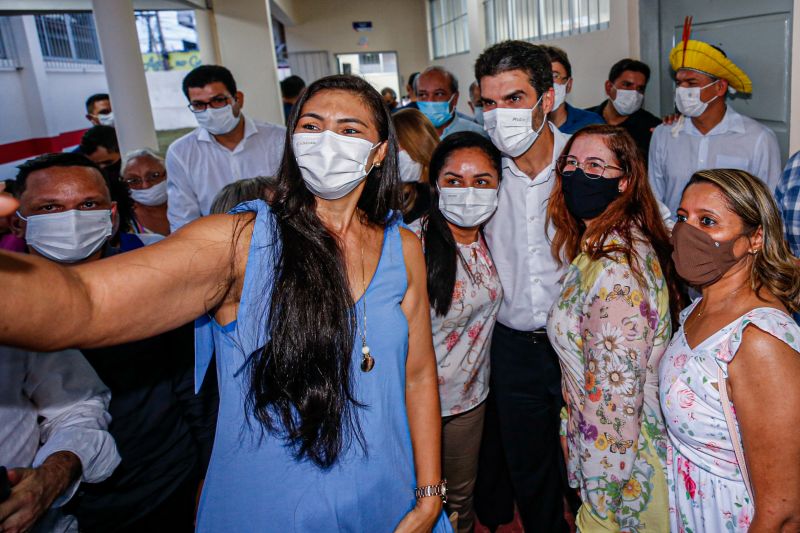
[
  {"x1": 484, "y1": 0, "x2": 610, "y2": 45},
  {"x1": 429, "y1": 0, "x2": 469, "y2": 59},
  {"x1": 0, "y1": 17, "x2": 19, "y2": 69},
  {"x1": 35, "y1": 13, "x2": 102, "y2": 65}
]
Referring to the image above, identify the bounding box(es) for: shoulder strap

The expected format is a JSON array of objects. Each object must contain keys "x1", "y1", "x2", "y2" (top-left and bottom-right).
[{"x1": 717, "y1": 365, "x2": 754, "y2": 502}]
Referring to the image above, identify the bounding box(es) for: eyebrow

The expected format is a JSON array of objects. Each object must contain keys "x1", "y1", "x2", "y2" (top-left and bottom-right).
[
  {"x1": 190, "y1": 93, "x2": 227, "y2": 102},
  {"x1": 299, "y1": 112, "x2": 369, "y2": 127},
  {"x1": 503, "y1": 90, "x2": 526, "y2": 100}
]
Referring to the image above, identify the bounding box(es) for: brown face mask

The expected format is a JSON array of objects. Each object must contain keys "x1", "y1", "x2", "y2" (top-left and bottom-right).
[{"x1": 671, "y1": 222, "x2": 744, "y2": 287}]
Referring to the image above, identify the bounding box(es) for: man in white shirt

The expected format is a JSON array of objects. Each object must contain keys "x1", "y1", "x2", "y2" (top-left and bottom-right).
[
  {"x1": 649, "y1": 39, "x2": 782, "y2": 215},
  {"x1": 474, "y1": 40, "x2": 570, "y2": 532},
  {"x1": 166, "y1": 65, "x2": 285, "y2": 230},
  {"x1": 0, "y1": 348, "x2": 119, "y2": 533}
]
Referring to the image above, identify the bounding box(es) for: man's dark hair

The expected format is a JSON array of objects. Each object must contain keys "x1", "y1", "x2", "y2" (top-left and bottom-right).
[
  {"x1": 381, "y1": 87, "x2": 396, "y2": 99},
  {"x1": 608, "y1": 58, "x2": 651, "y2": 84},
  {"x1": 543, "y1": 45, "x2": 571, "y2": 78},
  {"x1": 14, "y1": 153, "x2": 101, "y2": 197},
  {"x1": 407, "y1": 72, "x2": 420, "y2": 90},
  {"x1": 475, "y1": 40, "x2": 553, "y2": 98},
  {"x1": 182, "y1": 65, "x2": 237, "y2": 99},
  {"x1": 280, "y1": 75, "x2": 306, "y2": 99},
  {"x1": 85, "y1": 93, "x2": 109, "y2": 114},
  {"x1": 79, "y1": 125, "x2": 119, "y2": 156}
]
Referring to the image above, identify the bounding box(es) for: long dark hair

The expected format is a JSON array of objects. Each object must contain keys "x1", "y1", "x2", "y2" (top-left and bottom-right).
[
  {"x1": 247, "y1": 75, "x2": 401, "y2": 468},
  {"x1": 422, "y1": 132, "x2": 502, "y2": 316},
  {"x1": 546, "y1": 124, "x2": 682, "y2": 325}
]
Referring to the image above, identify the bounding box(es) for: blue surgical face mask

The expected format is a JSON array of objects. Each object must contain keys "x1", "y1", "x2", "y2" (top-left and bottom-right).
[
  {"x1": 473, "y1": 106, "x2": 484, "y2": 125},
  {"x1": 417, "y1": 96, "x2": 455, "y2": 128}
]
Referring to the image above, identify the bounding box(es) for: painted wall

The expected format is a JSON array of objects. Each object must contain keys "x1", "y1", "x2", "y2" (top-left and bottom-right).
[
  {"x1": 283, "y1": 0, "x2": 430, "y2": 93},
  {"x1": 434, "y1": 0, "x2": 642, "y2": 115}
]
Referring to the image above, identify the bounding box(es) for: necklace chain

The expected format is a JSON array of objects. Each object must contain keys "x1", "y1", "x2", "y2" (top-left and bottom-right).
[
  {"x1": 686, "y1": 283, "x2": 748, "y2": 334},
  {"x1": 359, "y1": 227, "x2": 374, "y2": 372}
]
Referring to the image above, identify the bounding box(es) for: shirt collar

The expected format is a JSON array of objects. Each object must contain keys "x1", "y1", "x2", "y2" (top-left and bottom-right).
[{"x1": 682, "y1": 105, "x2": 745, "y2": 137}]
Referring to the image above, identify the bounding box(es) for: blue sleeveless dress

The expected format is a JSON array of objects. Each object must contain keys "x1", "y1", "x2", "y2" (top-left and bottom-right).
[{"x1": 194, "y1": 200, "x2": 452, "y2": 532}]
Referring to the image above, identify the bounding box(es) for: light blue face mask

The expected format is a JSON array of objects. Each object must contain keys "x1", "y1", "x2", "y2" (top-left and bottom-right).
[
  {"x1": 417, "y1": 96, "x2": 454, "y2": 128},
  {"x1": 473, "y1": 106, "x2": 484, "y2": 125}
]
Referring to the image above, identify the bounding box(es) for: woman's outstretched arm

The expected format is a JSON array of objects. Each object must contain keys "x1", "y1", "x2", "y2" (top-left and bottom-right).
[{"x1": 0, "y1": 213, "x2": 253, "y2": 351}]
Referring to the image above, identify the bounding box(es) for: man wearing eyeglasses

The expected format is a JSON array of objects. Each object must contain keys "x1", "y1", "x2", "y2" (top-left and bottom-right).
[
  {"x1": 166, "y1": 65, "x2": 285, "y2": 231},
  {"x1": 543, "y1": 46, "x2": 604, "y2": 135}
]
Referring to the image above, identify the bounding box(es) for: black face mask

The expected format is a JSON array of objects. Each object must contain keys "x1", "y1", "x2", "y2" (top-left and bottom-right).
[{"x1": 561, "y1": 169, "x2": 622, "y2": 220}]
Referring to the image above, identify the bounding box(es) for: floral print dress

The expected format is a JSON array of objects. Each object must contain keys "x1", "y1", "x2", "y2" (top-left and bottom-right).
[
  {"x1": 410, "y1": 220, "x2": 502, "y2": 416},
  {"x1": 659, "y1": 302, "x2": 800, "y2": 532},
  {"x1": 547, "y1": 233, "x2": 671, "y2": 532}
]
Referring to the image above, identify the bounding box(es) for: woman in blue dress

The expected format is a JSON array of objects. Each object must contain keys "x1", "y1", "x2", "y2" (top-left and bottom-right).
[{"x1": 0, "y1": 75, "x2": 452, "y2": 532}]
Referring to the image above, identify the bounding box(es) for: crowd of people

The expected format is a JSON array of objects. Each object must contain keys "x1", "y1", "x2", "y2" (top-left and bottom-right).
[{"x1": 1, "y1": 32, "x2": 800, "y2": 533}]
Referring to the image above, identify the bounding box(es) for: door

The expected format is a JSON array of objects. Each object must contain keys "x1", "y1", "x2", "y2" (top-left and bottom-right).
[
  {"x1": 287, "y1": 51, "x2": 331, "y2": 85},
  {"x1": 641, "y1": 0, "x2": 793, "y2": 161},
  {"x1": 335, "y1": 51, "x2": 401, "y2": 98}
]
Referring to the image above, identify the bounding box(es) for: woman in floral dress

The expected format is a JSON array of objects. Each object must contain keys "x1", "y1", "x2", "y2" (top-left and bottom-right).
[
  {"x1": 660, "y1": 169, "x2": 800, "y2": 532},
  {"x1": 410, "y1": 132, "x2": 503, "y2": 532},
  {"x1": 546, "y1": 125, "x2": 681, "y2": 531}
]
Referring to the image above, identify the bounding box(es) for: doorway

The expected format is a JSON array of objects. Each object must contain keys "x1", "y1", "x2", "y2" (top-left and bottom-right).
[
  {"x1": 335, "y1": 51, "x2": 401, "y2": 98},
  {"x1": 640, "y1": 0, "x2": 793, "y2": 161}
]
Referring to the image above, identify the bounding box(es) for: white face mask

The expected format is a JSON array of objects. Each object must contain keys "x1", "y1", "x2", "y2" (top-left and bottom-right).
[
  {"x1": 398, "y1": 150, "x2": 422, "y2": 183},
  {"x1": 483, "y1": 94, "x2": 546, "y2": 157},
  {"x1": 674, "y1": 80, "x2": 719, "y2": 118},
  {"x1": 438, "y1": 186, "x2": 499, "y2": 228},
  {"x1": 293, "y1": 130, "x2": 380, "y2": 200},
  {"x1": 195, "y1": 104, "x2": 242, "y2": 135},
  {"x1": 611, "y1": 88, "x2": 644, "y2": 116},
  {"x1": 552, "y1": 82, "x2": 567, "y2": 110},
  {"x1": 97, "y1": 112, "x2": 114, "y2": 127},
  {"x1": 19, "y1": 209, "x2": 113, "y2": 263},
  {"x1": 129, "y1": 180, "x2": 167, "y2": 206}
]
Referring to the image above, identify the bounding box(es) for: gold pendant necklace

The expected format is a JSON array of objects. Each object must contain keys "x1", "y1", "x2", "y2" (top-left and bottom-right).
[{"x1": 359, "y1": 230, "x2": 374, "y2": 373}]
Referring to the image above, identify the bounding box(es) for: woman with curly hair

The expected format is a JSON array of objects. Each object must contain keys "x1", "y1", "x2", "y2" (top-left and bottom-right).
[{"x1": 545, "y1": 124, "x2": 680, "y2": 531}]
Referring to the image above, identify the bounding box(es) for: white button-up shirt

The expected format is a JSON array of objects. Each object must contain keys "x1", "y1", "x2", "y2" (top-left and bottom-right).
[
  {"x1": 648, "y1": 105, "x2": 782, "y2": 215},
  {"x1": 0, "y1": 346, "x2": 120, "y2": 531},
  {"x1": 484, "y1": 124, "x2": 569, "y2": 331},
  {"x1": 166, "y1": 116, "x2": 285, "y2": 230}
]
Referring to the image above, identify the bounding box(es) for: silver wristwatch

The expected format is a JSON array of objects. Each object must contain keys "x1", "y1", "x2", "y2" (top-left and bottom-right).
[{"x1": 415, "y1": 479, "x2": 447, "y2": 503}]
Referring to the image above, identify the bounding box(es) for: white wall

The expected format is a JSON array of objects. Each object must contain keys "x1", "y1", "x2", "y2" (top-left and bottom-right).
[
  {"x1": 435, "y1": 0, "x2": 642, "y2": 114},
  {"x1": 283, "y1": 0, "x2": 430, "y2": 91},
  {"x1": 145, "y1": 70, "x2": 197, "y2": 130},
  {"x1": 44, "y1": 70, "x2": 109, "y2": 134},
  {"x1": 0, "y1": 70, "x2": 37, "y2": 144}
]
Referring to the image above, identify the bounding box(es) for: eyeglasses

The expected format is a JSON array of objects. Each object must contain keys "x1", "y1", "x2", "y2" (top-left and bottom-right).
[
  {"x1": 552, "y1": 72, "x2": 570, "y2": 83},
  {"x1": 122, "y1": 171, "x2": 165, "y2": 189},
  {"x1": 556, "y1": 156, "x2": 624, "y2": 179},
  {"x1": 187, "y1": 95, "x2": 232, "y2": 113}
]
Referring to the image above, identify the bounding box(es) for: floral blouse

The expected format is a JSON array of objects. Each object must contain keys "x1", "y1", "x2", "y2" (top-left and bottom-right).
[
  {"x1": 410, "y1": 219, "x2": 502, "y2": 417},
  {"x1": 547, "y1": 233, "x2": 671, "y2": 531}
]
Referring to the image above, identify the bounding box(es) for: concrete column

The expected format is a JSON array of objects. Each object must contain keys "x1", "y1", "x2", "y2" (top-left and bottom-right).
[
  {"x1": 194, "y1": 8, "x2": 220, "y2": 66},
  {"x1": 91, "y1": 0, "x2": 158, "y2": 154},
  {"x1": 211, "y1": 0, "x2": 284, "y2": 124},
  {"x1": 12, "y1": 16, "x2": 58, "y2": 139}
]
